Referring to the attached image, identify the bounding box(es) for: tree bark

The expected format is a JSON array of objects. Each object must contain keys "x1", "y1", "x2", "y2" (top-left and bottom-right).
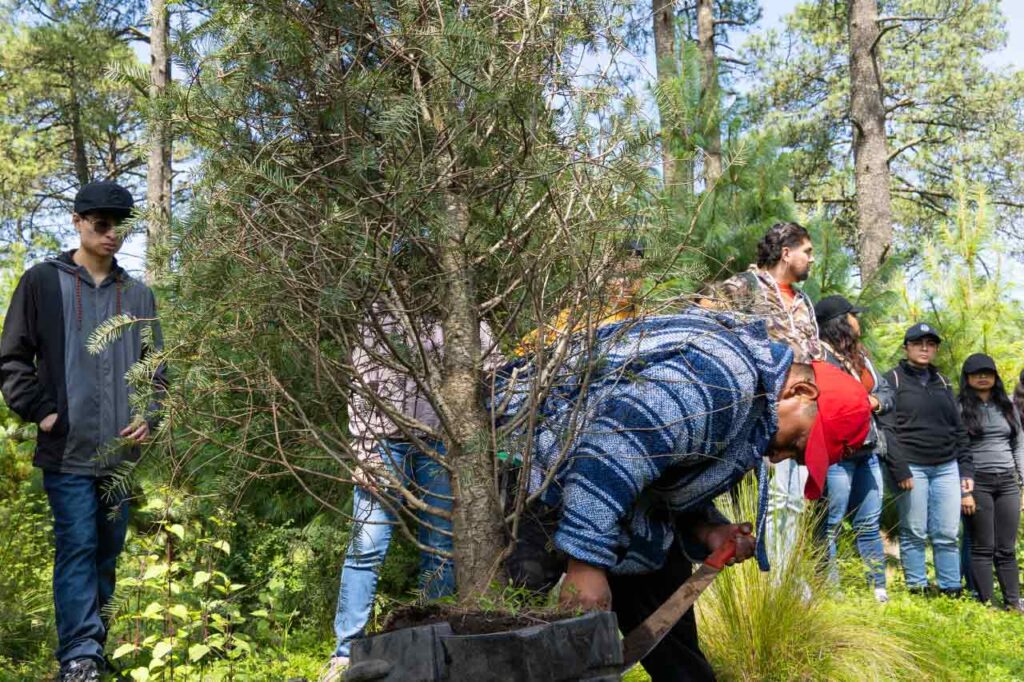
[
  {"x1": 696, "y1": 0, "x2": 722, "y2": 186},
  {"x1": 437, "y1": 190, "x2": 506, "y2": 603},
  {"x1": 146, "y1": 0, "x2": 172, "y2": 283},
  {"x1": 68, "y1": 87, "x2": 90, "y2": 186},
  {"x1": 849, "y1": 0, "x2": 893, "y2": 282},
  {"x1": 653, "y1": 0, "x2": 691, "y2": 196}
]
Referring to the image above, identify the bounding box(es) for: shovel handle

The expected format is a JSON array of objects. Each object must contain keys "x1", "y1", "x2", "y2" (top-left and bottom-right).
[{"x1": 703, "y1": 534, "x2": 738, "y2": 570}]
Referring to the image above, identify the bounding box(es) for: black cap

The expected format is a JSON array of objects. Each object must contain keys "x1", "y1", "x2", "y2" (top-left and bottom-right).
[
  {"x1": 74, "y1": 181, "x2": 134, "y2": 219},
  {"x1": 963, "y1": 353, "x2": 997, "y2": 375},
  {"x1": 814, "y1": 295, "x2": 865, "y2": 325},
  {"x1": 903, "y1": 322, "x2": 942, "y2": 344}
]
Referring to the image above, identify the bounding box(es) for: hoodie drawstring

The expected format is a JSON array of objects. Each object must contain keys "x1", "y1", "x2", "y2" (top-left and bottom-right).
[
  {"x1": 755, "y1": 457, "x2": 772, "y2": 572},
  {"x1": 75, "y1": 273, "x2": 122, "y2": 332},
  {"x1": 75, "y1": 275, "x2": 83, "y2": 331}
]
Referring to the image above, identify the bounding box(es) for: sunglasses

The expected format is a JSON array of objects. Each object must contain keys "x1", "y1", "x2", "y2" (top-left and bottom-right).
[{"x1": 80, "y1": 215, "x2": 122, "y2": 235}]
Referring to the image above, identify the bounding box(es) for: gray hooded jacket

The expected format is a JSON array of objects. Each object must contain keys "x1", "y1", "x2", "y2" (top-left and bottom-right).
[{"x1": 0, "y1": 251, "x2": 165, "y2": 476}]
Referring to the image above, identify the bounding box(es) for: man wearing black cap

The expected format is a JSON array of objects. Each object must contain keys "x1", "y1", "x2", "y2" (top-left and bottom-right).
[
  {"x1": 0, "y1": 181, "x2": 166, "y2": 682},
  {"x1": 878, "y1": 323, "x2": 973, "y2": 596}
]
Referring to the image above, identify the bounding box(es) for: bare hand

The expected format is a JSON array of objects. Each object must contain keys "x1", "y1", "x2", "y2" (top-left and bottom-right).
[
  {"x1": 868, "y1": 395, "x2": 880, "y2": 412},
  {"x1": 120, "y1": 420, "x2": 150, "y2": 444},
  {"x1": 39, "y1": 413, "x2": 58, "y2": 433},
  {"x1": 961, "y1": 478, "x2": 974, "y2": 494},
  {"x1": 700, "y1": 522, "x2": 756, "y2": 566},
  {"x1": 559, "y1": 559, "x2": 611, "y2": 612},
  {"x1": 961, "y1": 494, "x2": 976, "y2": 516},
  {"x1": 897, "y1": 478, "x2": 914, "y2": 491}
]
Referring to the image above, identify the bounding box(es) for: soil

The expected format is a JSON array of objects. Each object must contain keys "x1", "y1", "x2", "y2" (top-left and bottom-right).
[{"x1": 382, "y1": 604, "x2": 583, "y2": 636}]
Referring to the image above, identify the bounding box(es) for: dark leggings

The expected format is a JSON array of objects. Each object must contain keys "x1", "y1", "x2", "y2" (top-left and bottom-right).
[
  {"x1": 608, "y1": 544, "x2": 716, "y2": 682},
  {"x1": 967, "y1": 469, "x2": 1021, "y2": 606}
]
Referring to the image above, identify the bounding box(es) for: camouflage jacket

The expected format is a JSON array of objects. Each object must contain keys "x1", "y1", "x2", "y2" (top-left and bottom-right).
[{"x1": 702, "y1": 266, "x2": 822, "y2": 363}]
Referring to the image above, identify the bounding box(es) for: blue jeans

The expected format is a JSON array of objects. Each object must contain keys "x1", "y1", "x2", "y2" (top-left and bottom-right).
[
  {"x1": 43, "y1": 471, "x2": 130, "y2": 664},
  {"x1": 766, "y1": 458, "x2": 806, "y2": 568},
  {"x1": 333, "y1": 440, "x2": 454, "y2": 657},
  {"x1": 825, "y1": 455, "x2": 885, "y2": 588},
  {"x1": 895, "y1": 460, "x2": 962, "y2": 590}
]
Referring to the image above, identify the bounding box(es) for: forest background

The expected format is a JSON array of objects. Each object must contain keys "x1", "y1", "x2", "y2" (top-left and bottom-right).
[{"x1": 4, "y1": 0, "x2": 1024, "y2": 680}]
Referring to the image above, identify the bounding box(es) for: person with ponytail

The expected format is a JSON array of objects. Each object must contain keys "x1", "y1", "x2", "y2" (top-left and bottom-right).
[
  {"x1": 699, "y1": 222, "x2": 822, "y2": 568},
  {"x1": 814, "y1": 296, "x2": 893, "y2": 602},
  {"x1": 958, "y1": 353, "x2": 1024, "y2": 610}
]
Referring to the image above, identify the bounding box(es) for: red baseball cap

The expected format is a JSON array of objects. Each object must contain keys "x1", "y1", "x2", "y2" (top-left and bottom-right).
[{"x1": 803, "y1": 361, "x2": 872, "y2": 500}]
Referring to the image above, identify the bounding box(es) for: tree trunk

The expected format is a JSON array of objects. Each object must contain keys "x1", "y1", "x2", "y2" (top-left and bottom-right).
[
  {"x1": 69, "y1": 87, "x2": 90, "y2": 185},
  {"x1": 438, "y1": 190, "x2": 507, "y2": 603},
  {"x1": 653, "y1": 0, "x2": 691, "y2": 196},
  {"x1": 848, "y1": 0, "x2": 893, "y2": 282},
  {"x1": 146, "y1": 0, "x2": 172, "y2": 283},
  {"x1": 696, "y1": 0, "x2": 722, "y2": 186}
]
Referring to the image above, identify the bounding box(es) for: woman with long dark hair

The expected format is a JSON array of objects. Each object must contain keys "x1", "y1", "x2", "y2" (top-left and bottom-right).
[
  {"x1": 814, "y1": 296, "x2": 893, "y2": 601},
  {"x1": 959, "y1": 353, "x2": 1024, "y2": 609}
]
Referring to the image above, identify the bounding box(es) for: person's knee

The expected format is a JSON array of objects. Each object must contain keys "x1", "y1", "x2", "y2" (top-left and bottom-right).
[
  {"x1": 55, "y1": 521, "x2": 99, "y2": 560},
  {"x1": 931, "y1": 524, "x2": 960, "y2": 548},
  {"x1": 900, "y1": 517, "x2": 927, "y2": 543},
  {"x1": 345, "y1": 527, "x2": 391, "y2": 565}
]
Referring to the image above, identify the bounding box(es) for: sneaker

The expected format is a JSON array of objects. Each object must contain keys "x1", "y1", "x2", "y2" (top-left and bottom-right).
[
  {"x1": 318, "y1": 656, "x2": 349, "y2": 682},
  {"x1": 59, "y1": 658, "x2": 100, "y2": 682},
  {"x1": 874, "y1": 587, "x2": 889, "y2": 603}
]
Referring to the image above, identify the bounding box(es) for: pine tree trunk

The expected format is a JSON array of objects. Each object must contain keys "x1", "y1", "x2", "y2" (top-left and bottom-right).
[
  {"x1": 697, "y1": 0, "x2": 722, "y2": 186},
  {"x1": 438, "y1": 189, "x2": 507, "y2": 603},
  {"x1": 146, "y1": 0, "x2": 172, "y2": 283},
  {"x1": 653, "y1": 0, "x2": 686, "y2": 196},
  {"x1": 848, "y1": 0, "x2": 893, "y2": 282},
  {"x1": 69, "y1": 87, "x2": 90, "y2": 185}
]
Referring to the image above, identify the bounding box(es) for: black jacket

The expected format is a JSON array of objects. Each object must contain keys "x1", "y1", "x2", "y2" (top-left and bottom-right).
[
  {"x1": 878, "y1": 360, "x2": 972, "y2": 482},
  {"x1": 0, "y1": 251, "x2": 165, "y2": 475}
]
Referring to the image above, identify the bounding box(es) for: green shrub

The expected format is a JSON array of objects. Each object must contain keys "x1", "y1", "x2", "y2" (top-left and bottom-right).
[
  {"x1": 0, "y1": 481, "x2": 54, "y2": 667},
  {"x1": 696, "y1": 477, "x2": 936, "y2": 681}
]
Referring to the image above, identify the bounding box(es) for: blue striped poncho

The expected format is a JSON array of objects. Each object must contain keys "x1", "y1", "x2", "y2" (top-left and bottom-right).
[{"x1": 494, "y1": 310, "x2": 793, "y2": 574}]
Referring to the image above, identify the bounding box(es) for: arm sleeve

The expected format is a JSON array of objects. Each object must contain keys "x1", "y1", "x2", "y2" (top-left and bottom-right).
[
  {"x1": 1013, "y1": 412, "x2": 1024, "y2": 488},
  {"x1": 0, "y1": 272, "x2": 56, "y2": 423},
  {"x1": 553, "y1": 363, "x2": 702, "y2": 568},
  {"x1": 876, "y1": 369, "x2": 912, "y2": 482},
  {"x1": 348, "y1": 332, "x2": 384, "y2": 466},
  {"x1": 677, "y1": 502, "x2": 731, "y2": 563},
  {"x1": 870, "y1": 362, "x2": 895, "y2": 415},
  {"x1": 951, "y1": 388, "x2": 974, "y2": 481}
]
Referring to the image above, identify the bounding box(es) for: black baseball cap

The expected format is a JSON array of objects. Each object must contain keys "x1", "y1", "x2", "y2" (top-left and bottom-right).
[
  {"x1": 814, "y1": 295, "x2": 865, "y2": 325},
  {"x1": 74, "y1": 181, "x2": 135, "y2": 219},
  {"x1": 963, "y1": 353, "x2": 997, "y2": 375},
  {"x1": 903, "y1": 322, "x2": 942, "y2": 344}
]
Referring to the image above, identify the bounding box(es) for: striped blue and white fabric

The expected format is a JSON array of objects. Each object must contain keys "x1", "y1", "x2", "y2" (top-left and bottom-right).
[{"x1": 494, "y1": 309, "x2": 793, "y2": 574}]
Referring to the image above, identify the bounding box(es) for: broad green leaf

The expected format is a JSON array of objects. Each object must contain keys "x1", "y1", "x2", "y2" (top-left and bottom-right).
[
  {"x1": 193, "y1": 570, "x2": 211, "y2": 587},
  {"x1": 142, "y1": 601, "x2": 164, "y2": 619},
  {"x1": 130, "y1": 667, "x2": 150, "y2": 682},
  {"x1": 168, "y1": 604, "x2": 189, "y2": 620},
  {"x1": 152, "y1": 640, "x2": 173, "y2": 660},
  {"x1": 188, "y1": 644, "x2": 210, "y2": 662},
  {"x1": 142, "y1": 563, "x2": 169, "y2": 581},
  {"x1": 112, "y1": 643, "x2": 136, "y2": 660}
]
